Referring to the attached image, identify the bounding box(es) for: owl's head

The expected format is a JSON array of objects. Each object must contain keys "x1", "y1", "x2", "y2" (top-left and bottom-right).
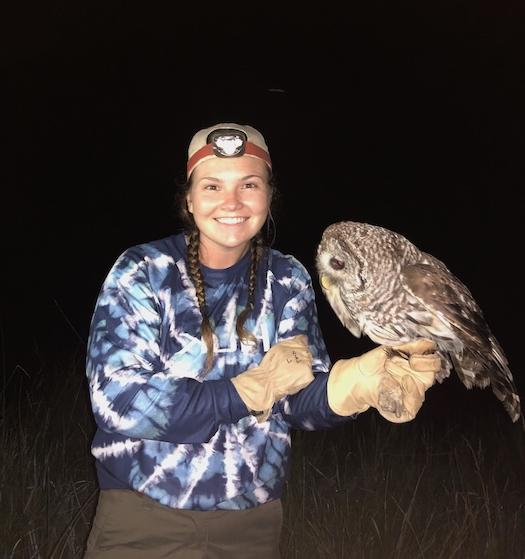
[
  {"x1": 316, "y1": 221, "x2": 369, "y2": 295},
  {"x1": 315, "y1": 220, "x2": 417, "y2": 337},
  {"x1": 316, "y1": 220, "x2": 411, "y2": 295}
]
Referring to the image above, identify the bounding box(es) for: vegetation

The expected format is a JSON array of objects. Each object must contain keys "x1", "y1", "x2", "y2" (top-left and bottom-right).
[{"x1": 2, "y1": 350, "x2": 524, "y2": 558}]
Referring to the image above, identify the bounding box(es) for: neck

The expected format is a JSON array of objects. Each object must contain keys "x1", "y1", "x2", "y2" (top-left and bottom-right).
[{"x1": 199, "y1": 243, "x2": 250, "y2": 269}]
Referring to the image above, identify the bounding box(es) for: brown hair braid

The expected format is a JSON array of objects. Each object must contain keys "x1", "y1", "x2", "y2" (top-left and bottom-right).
[
  {"x1": 235, "y1": 232, "x2": 265, "y2": 347},
  {"x1": 186, "y1": 228, "x2": 216, "y2": 372}
]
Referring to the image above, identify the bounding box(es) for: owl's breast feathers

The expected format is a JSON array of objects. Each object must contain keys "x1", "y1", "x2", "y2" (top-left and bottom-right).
[
  {"x1": 351, "y1": 245, "x2": 424, "y2": 345},
  {"x1": 322, "y1": 277, "x2": 363, "y2": 338}
]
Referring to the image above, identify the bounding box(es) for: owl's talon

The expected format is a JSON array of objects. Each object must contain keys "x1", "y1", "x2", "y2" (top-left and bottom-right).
[
  {"x1": 385, "y1": 347, "x2": 409, "y2": 360},
  {"x1": 378, "y1": 375, "x2": 405, "y2": 416}
]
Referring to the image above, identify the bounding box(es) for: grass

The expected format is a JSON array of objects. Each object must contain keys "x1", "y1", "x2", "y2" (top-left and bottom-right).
[
  {"x1": 2, "y1": 349, "x2": 524, "y2": 558},
  {"x1": 282, "y1": 410, "x2": 525, "y2": 558},
  {"x1": 1, "y1": 349, "x2": 98, "y2": 559}
]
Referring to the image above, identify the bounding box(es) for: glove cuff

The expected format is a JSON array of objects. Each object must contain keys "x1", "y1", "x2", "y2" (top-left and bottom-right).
[
  {"x1": 327, "y1": 359, "x2": 371, "y2": 416},
  {"x1": 231, "y1": 366, "x2": 274, "y2": 413}
]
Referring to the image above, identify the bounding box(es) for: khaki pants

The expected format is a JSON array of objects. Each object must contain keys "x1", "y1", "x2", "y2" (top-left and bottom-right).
[{"x1": 84, "y1": 489, "x2": 283, "y2": 559}]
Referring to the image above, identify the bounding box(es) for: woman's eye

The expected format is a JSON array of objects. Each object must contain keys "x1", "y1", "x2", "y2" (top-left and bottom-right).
[
  {"x1": 203, "y1": 184, "x2": 219, "y2": 191},
  {"x1": 243, "y1": 183, "x2": 257, "y2": 189}
]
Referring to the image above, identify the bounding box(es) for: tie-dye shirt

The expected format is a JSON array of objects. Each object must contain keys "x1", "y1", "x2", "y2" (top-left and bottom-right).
[{"x1": 86, "y1": 233, "x2": 351, "y2": 511}]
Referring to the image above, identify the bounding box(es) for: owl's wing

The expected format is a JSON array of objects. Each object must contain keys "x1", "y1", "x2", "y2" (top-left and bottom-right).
[
  {"x1": 400, "y1": 261, "x2": 491, "y2": 346},
  {"x1": 401, "y1": 260, "x2": 522, "y2": 423}
]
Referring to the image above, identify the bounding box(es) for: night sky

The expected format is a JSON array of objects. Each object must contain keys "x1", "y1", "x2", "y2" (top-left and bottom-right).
[{"x1": 3, "y1": 3, "x2": 525, "y2": 422}]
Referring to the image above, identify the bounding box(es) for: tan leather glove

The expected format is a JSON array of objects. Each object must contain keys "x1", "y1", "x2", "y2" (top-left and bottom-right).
[
  {"x1": 231, "y1": 335, "x2": 314, "y2": 421},
  {"x1": 327, "y1": 339, "x2": 440, "y2": 423},
  {"x1": 266, "y1": 335, "x2": 314, "y2": 401}
]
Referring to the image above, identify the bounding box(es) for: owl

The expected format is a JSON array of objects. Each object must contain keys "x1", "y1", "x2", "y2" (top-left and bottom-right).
[{"x1": 315, "y1": 220, "x2": 522, "y2": 426}]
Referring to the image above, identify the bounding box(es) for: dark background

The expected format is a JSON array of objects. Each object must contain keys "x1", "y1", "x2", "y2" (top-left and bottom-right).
[{"x1": 3, "y1": 3, "x2": 525, "y2": 422}]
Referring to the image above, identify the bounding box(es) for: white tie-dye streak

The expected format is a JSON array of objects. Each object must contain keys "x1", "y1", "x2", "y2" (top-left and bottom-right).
[
  {"x1": 278, "y1": 275, "x2": 295, "y2": 289},
  {"x1": 178, "y1": 434, "x2": 222, "y2": 507},
  {"x1": 223, "y1": 429, "x2": 241, "y2": 500},
  {"x1": 278, "y1": 317, "x2": 296, "y2": 333},
  {"x1": 175, "y1": 258, "x2": 198, "y2": 294},
  {"x1": 253, "y1": 486, "x2": 269, "y2": 503},
  {"x1": 254, "y1": 271, "x2": 276, "y2": 350},
  {"x1": 300, "y1": 419, "x2": 316, "y2": 430},
  {"x1": 92, "y1": 439, "x2": 143, "y2": 459},
  {"x1": 163, "y1": 348, "x2": 204, "y2": 378},
  {"x1": 268, "y1": 430, "x2": 291, "y2": 443},
  {"x1": 102, "y1": 370, "x2": 148, "y2": 387},
  {"x1": 145, "y1": 253, "x2": 174, "y2": 270},
  {"x1": 90, "y1": 378, "x2": 139, "y2": 431},
  {"x1": 157, "y1": 286, "x2": 176, "y2": 335},
  {"x1": 138, "y1": 445, "x2": 191, "y2": 493},
  {"x1": 116, "y1": 259, "x2": 142, "y2": 290},
  {"x1": 223, "y1": 294, "x2": 240, "y2": 332},
  {"x1": 238, "y1": 422, "x2": 269, "y2": 481},
  {"x1": 129, "y1": 335, "x2": 160, "y2": 357}
]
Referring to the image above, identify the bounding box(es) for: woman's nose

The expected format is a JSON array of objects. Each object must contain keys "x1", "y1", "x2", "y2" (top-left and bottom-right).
[{"x1": 221, "y1": 190, "x2": 242, "y2": 210}]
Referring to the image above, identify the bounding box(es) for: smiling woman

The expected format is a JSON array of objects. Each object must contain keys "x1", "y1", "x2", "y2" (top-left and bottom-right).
[{"x1": 82, "y1": 122, "x2": 441, "y2": 558}]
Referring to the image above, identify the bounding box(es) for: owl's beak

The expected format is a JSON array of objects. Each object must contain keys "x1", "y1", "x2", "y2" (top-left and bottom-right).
[{"x1": 320, "y1": 274, "x2": 333, "y2": 290}]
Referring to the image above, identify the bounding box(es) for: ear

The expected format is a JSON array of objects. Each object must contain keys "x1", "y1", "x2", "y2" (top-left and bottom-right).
[{"x1": 186, "y1": 194, "x2": 193, "y2": 214}]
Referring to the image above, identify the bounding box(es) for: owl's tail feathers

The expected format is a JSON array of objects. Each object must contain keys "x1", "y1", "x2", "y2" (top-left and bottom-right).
[
  {"x1": 491, "y1": 372, "x2": 522, "y2": 425},
  {"x1": 451, "y1": 342, "x2": 522, "y2": 425},
  {"x1": 436, "y1": 350, "x2": 452, "y2": 384},
  {"x1": 489, "y1": 338, "x2": 523, "y2": 427}
]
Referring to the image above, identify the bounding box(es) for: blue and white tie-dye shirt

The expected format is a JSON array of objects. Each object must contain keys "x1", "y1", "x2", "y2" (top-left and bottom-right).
[{"x1": 86, "y1": 233, "x2": 351, "y2": 511}]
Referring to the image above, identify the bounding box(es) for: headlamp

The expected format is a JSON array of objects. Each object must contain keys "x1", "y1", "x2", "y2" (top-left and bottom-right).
[
  {"x1": 207, "y1": 128, "x2": 248, "y2": 157},
  {"x1": 186, "y1": 123, "x2": 272, "y2": 178}
]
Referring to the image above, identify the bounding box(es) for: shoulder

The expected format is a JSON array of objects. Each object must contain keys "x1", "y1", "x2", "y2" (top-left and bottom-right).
[
  {"x1": 115, "y1": 233, "x2": 185, "y2": 268},
  {"x1": 268, "y1": 248, "x2": 313, "y2": 292},
  {"x1": 105, "y1": 233, "x2": 187, "y2": 286}
]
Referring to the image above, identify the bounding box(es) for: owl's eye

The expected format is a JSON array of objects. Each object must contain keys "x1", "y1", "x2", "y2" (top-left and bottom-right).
[{"x1": 329, "y1": 257, "x2": 345, "y2": 270}]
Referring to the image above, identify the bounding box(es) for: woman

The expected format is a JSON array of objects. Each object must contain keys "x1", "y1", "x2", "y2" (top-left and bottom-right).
[{"x1": 84, "y1": 123, "x2": 440, "y2": 558}]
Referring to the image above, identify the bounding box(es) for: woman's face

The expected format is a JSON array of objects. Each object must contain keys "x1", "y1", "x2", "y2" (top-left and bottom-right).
[{"x1": 187, "y1": 156, "x2": 271, "y2": 268}]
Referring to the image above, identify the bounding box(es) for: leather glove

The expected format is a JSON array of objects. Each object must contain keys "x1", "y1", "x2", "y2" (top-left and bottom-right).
[
  {"x1": 266, "y1": 335, "x2": 315, "y2": 401},
  {"x1": 231, "y1": 335, "x2": 314, "y2": 422},
  {"x1": 327, "y1": 339, "x2": 440, "y2": 423}
]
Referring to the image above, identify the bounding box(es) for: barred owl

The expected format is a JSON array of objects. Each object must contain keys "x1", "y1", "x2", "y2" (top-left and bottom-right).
[{"x1": 316, "y1": 220, "x2": 522, "y2": 426}]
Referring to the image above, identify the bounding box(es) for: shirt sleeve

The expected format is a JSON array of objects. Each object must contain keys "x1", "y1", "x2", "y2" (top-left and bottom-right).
[
  {"x1": 274, "y1": 373, "x2": 356, "y2": 429},
  {"x1": 86, "y1": 248, "x2": 249, "y2": 445}
]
